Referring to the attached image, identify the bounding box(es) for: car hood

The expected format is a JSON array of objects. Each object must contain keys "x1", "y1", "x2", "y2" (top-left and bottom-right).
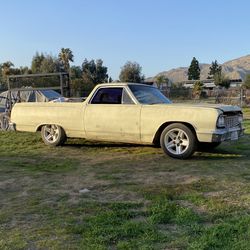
[{"x1": 151, "y1": 103, "x2": 242, "y2": 113}]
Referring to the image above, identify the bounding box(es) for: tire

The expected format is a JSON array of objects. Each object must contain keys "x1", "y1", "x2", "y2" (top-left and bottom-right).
[
  {"x1": 0, "y1": 113, "x2": 10, "y2": 131},
  {"x1": 197, "y1": 142, "x2": 221, "y2": 152},
  {"x1": 160, "y1": 123, "x2": 197, "y2": 159},
  {"x1": 41, "y1": 124, "x2": 67, "y2": 146}
]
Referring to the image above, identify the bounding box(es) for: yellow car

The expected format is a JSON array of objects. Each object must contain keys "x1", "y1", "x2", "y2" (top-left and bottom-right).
[{"x1": 10, "y1": 83, "x2": 244, "y2": 159}]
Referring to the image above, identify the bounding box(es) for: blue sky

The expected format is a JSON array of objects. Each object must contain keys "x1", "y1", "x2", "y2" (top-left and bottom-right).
[{"x1": 0, "y1": 0, "x2": 250, "y2": 79}]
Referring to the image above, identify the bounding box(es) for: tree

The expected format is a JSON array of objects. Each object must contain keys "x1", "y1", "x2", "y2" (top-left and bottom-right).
[
  {"x1": 70, "y1": 66, "x2": 83, "y2": 96},
  {"x1": 0, "y1": 61, "x2": 14, "y2": 82},
  {"x1": 58, "y1": 48, "x2": 74, "y2": 73},
  {"x1": 208, "y1": 60, "x2": 222, "y2": 79},
  {"x1": 30, "y1": 53, "x2": 61, "y2": 88},
  {"x1": 31, "y1": 53, "x2": 60, "y2": 73},
  {"x1": 70, "y1": 66, "x2": 82, "y2": 79},
  {"x1": 82, "y1": 59, "x2": 108, "y2": 85},
  {"x1": 108, "y1": 76, "x2": 113, "y2": 83},
  {"x1": 188, "y1": 57, "x2": 200, "y2": 80},
  {"x1": 95, "y1": 59, "x2": 108, "y2": 83},
  {"x1": 155, "y1": 75, "x2": 169, "y2": 88},
  {"x1": 192, "y1": 81, "x2": 203, "y2": 99},
  {"x1": 19, "y1": 66, "x2": 32, "y2": 75},
  {"x1": 40, "y1": 55, "x2": 60, "y2": 73},
  {"x1": 31, "y1": 52, "x2": 45, "y2": 73},
  {"x1": 71, "y1": 78, "x2": 85, "y2": 96},
  {"x1": 214, "y1": 72, "x2": 230, "y2": 88},
  {"x1": 119, "y1": 61, "x2": 144, "y2": 83},
  {"x1": 243, "y1": 74, "x2": 250, "y2": 89},
  {"x1": 0, "y1": 67, "x2": 2, "y2": 84}
]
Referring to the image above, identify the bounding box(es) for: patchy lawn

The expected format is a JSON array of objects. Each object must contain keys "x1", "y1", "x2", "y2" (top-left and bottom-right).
[{"x1": 0, "y1": 109, "x2": 250, "y2": 249}]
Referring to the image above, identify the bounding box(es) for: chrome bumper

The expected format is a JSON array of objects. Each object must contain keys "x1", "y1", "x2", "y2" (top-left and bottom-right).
[{"x1": 212, "y1": 126, "x2": 244, "y2": 142}]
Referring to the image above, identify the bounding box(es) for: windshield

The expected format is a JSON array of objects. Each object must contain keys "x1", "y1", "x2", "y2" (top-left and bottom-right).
[{"x1": 128, "y1": 84, "x2": 171, "y2": 104}]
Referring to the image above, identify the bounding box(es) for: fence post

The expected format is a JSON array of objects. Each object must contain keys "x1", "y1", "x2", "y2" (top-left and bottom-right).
[{"x1": 240, "y1": 87, "x2": 243, "y2": 107}]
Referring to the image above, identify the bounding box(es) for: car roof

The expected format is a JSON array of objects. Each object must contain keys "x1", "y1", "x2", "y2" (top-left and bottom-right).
[{"x1": 96, "y1": 82, "x2": 154, "y2": 87}]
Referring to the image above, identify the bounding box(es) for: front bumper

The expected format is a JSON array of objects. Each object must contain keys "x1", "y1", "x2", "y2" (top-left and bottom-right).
[
  {"x1": 197, "y1": 125, "x2": 244, "y2": 143},
  {"x1": 211, "y1": 126, "x2": 244, "y2": 142}
]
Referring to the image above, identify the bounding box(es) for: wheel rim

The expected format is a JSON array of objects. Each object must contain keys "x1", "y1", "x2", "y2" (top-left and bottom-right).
[
  {"x1": 43, "y1": 125, "x2": 59, "y2": 143},
  {"x1": 164, "y1": 128, "x2": 189, "y2": 155}
]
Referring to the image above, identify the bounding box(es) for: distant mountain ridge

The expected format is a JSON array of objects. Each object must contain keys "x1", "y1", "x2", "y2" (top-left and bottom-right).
[{"x1": 149, "y1": 55, "x2": 250, "y2": 83}]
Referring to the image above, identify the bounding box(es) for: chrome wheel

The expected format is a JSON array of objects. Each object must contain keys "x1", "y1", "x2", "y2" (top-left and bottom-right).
[
  {"x1": 41, "y1": 124, "x2": 66, "y2": 146},
  {"x1": 160, "y1": 123, "x2": 197, "y2": 159},
  {"x1": 43, "y1": 125, "x2": 60, "y2": 143},
  {"x1": 164, "y1": 128, "x2": 189, "y2": 155}
]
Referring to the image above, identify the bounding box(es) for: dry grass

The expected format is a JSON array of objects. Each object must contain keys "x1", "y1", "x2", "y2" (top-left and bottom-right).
[{"x1": 0, "y1": 109, "x2": 250, "y2": 249}]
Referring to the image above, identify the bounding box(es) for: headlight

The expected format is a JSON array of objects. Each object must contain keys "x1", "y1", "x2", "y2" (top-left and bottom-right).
[
  {"x1": 238, "y1": 114, "x2": 243, "y2": 123},
  {"x1": 217, "y1": 115, "x2": 225, "y2": 128}
]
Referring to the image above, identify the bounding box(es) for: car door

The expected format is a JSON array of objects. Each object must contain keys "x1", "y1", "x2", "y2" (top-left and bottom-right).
[{"x1": 84, "y1": 87, "x2": 141, "y2": 143}]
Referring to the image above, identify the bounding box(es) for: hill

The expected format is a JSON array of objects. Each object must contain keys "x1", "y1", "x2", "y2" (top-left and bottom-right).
[{"x1": 150, "y1": 55, "x2": 250, "y2": 83}]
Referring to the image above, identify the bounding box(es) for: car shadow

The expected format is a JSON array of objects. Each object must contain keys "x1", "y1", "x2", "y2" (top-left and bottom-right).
[
  {"x1": 193, "y1": 148, "x2": 245, "y2": 160},
  {"x1": 63, "y1": 139, "x2": 245, "y2": 160},
  {"x1": 63, "y1": 140, "x2": 149, "y2": 149}
]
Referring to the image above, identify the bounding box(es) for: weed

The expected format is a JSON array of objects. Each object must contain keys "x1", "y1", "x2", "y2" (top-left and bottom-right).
[{"x1": 0, "y1": 109, "x2": 249, "y2": 249}]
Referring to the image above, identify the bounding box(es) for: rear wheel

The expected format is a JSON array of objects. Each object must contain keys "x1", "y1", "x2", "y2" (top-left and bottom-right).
[
  {"x1": 41, "y1": 124, "x2": 67, "y2": 146},
  {"x1": 160, "y1": 123, "x2": 197, "y2": 159}
]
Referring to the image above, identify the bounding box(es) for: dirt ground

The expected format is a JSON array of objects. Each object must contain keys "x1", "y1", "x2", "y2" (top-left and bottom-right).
[{"x1": 0, "y1": 109, "x2": 249, "y2": 249}]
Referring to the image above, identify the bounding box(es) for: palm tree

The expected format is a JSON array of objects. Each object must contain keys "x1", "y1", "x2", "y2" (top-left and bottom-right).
[
  {"x1": 58, "y1": 48, "x2": 74, "y2": 73},
  {"x1": 0, "y1": 61, "x2": 14, "y2": 81}
]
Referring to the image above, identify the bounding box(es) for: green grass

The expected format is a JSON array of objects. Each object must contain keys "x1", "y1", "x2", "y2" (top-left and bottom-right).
[{"x1": 0, "y1": 109, "x2": 250, "y2": 249}]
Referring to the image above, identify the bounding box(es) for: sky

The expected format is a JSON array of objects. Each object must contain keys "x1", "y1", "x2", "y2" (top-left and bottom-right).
[{"x1": 0, "y1": 0, "x2": 250, "y2": 79}]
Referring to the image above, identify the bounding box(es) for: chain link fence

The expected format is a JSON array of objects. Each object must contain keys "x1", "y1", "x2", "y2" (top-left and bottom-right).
[{"x1": 164, "y1": 87, "x2": 250, "y2": 107}]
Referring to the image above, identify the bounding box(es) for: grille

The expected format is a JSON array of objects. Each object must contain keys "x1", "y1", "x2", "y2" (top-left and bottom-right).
[{"x1": 225, "y1": 116, "x2": 240, "y2": 128}]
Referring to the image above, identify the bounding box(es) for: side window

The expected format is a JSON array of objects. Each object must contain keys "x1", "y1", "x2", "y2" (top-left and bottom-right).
[
  {"x1": 91, "y1": 88, "x2": 123, "y2": 104},
  {"x1": 122, "y1": 89, "x2": 135, "y2": 104}
]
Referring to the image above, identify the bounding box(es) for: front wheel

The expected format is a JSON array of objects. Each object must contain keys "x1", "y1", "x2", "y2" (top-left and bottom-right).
[
  {"x1": 41, "y1": 124, "x2": 67, "y2": 146},
  {"x1": 160, "y1": 123, "x2": 197, "y2": 159}
]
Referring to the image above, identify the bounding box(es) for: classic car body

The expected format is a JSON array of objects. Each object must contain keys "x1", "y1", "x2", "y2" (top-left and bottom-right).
[
  {"x1": 0, "y1": 89, "x2": 64, "y2": 131},
  {"x1": 10, "y1": 83, "x2": 244, "y2": 159}
]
